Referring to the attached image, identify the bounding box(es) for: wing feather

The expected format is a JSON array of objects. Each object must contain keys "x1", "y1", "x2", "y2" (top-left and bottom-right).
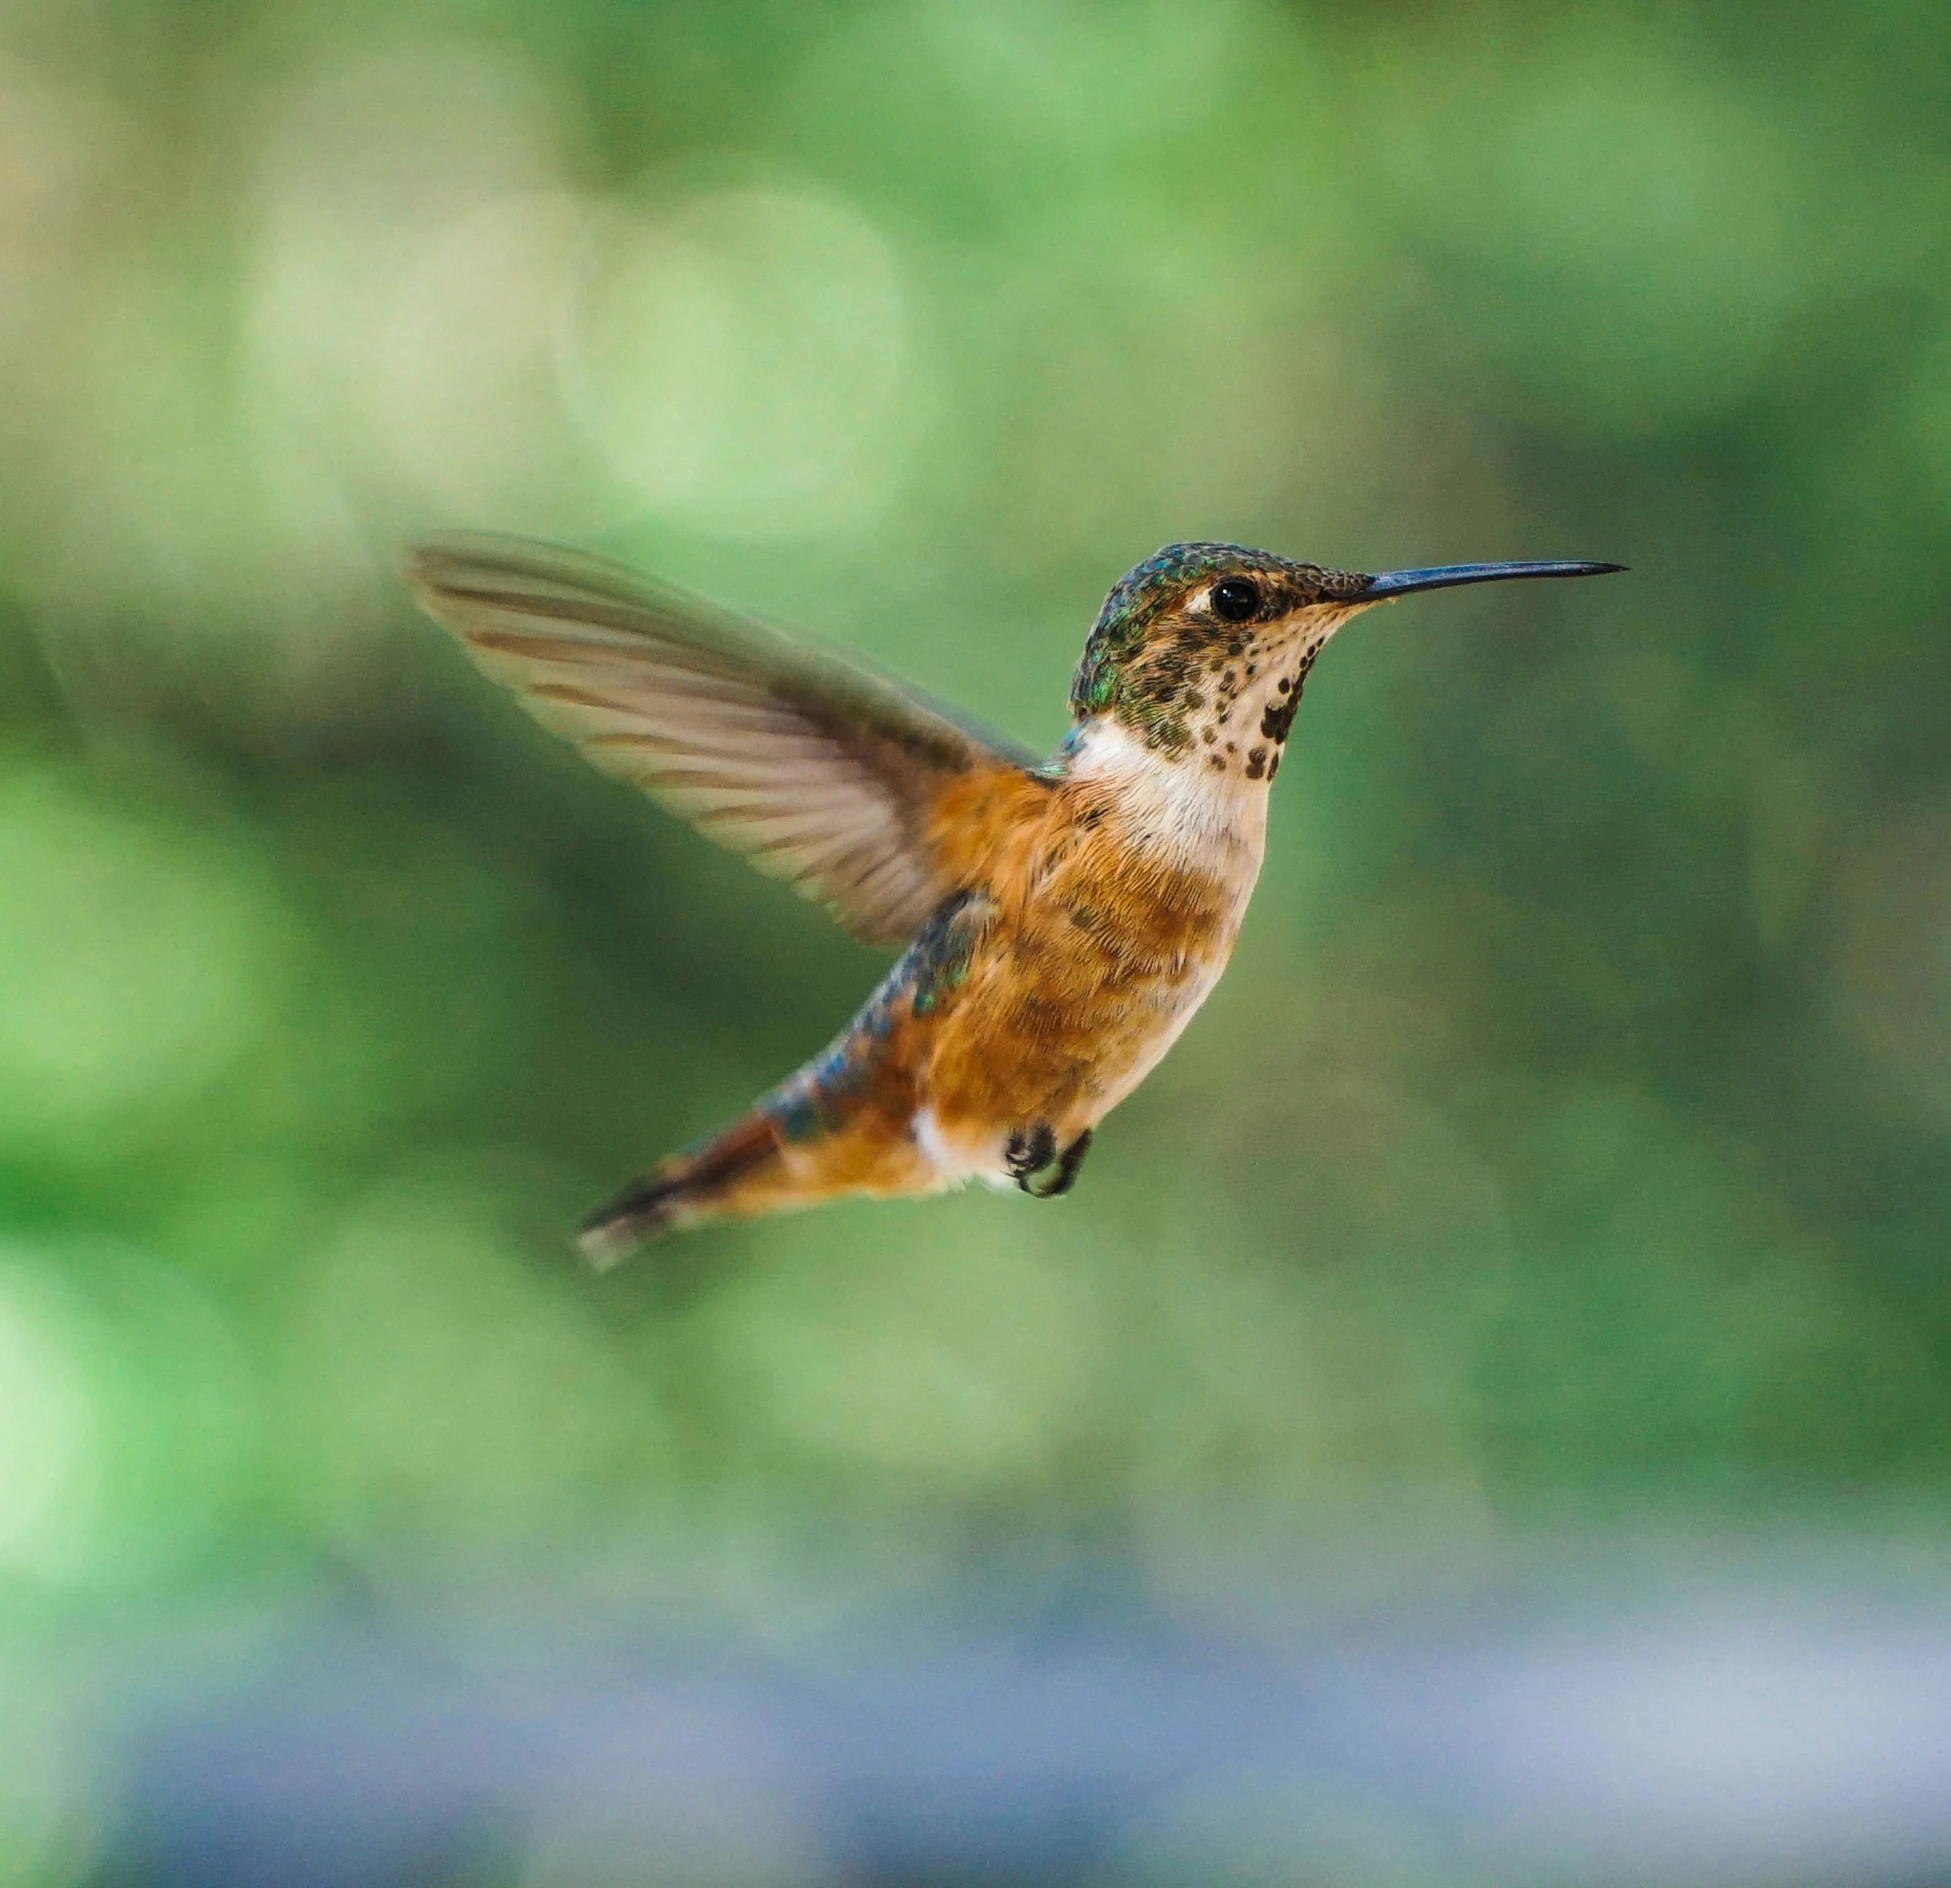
[{"x1": 408, "y1": 533, "x2": 1042, "y2": 946}]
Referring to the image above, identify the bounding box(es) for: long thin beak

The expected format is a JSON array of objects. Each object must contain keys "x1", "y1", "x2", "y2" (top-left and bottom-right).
[{"x1": 1360, "y1": 560, "x2": 1625, "y2": 600}]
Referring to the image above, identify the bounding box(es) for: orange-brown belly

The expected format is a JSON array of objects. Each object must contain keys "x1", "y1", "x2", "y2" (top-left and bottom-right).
[{"x1": 915, "y1": 843, "x2": 1245, "y2": 1178}]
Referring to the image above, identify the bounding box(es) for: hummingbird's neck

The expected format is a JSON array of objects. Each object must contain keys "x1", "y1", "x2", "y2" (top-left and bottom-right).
[{"x1": 1058, "y1": 715, "x2": 1272, "y2": 872}]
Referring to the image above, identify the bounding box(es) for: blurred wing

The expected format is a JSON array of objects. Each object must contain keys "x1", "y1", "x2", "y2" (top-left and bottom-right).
[{"x1": 408, "y1": 534, "x2": 1040, "y2": 947}]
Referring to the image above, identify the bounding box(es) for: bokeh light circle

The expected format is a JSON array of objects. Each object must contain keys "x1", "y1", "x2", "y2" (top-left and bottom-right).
[
  {"x1": 562, "y1": 185, "x2": 910, "y2": 539},
  {"x1": 0, "y1": 770, "x2": 282, "y2": 1150},
  {"x1": 0, "y1": 1262, "x2": 95, "y2": 1572}
]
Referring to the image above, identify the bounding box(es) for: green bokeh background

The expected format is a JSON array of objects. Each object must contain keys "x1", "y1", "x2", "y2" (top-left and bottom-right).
[{"x1": 0, "y1": 0, "x2": 1948, "y2": 1875}]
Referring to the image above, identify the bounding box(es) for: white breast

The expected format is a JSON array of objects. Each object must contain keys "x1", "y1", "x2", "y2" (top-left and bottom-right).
[{"x1": 1064, "y1": 716, "x2": 1270, "y2": 880}]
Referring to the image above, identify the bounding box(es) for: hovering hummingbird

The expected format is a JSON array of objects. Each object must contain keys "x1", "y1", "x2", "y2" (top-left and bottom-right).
[{"x1": 410, "y1": 536, "x2": 1620, "y2": 1262}]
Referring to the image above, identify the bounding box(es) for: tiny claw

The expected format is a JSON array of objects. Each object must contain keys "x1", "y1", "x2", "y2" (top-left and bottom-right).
[
  {"x1": 1027, "y1": 1129, "x2": 1093, "y2": 1199},
  {"x1": 1005, "y1": 1121, "x2": 1058, "y2": 1189}
]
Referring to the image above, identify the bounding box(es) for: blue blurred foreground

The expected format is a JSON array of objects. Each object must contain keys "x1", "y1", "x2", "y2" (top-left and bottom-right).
[{"x1": 111, "y1": 1535, "x2": 1951, "y2": 1887}]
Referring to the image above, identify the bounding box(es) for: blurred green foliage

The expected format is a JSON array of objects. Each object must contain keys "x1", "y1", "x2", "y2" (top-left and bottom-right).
[{"x1": 0, "y1": 0, "x2": 1948, "y2": 1871}]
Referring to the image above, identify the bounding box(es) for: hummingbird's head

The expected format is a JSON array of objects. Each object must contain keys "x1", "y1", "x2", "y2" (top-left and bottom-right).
[{"x1": 1070, "y1": 542, "x2": 1621, "y2": 780}]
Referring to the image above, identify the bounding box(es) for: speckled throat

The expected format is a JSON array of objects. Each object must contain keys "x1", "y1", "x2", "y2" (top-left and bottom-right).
[{"x1": 1119, "y1": 604, "x2": 1363, "y2": 783}]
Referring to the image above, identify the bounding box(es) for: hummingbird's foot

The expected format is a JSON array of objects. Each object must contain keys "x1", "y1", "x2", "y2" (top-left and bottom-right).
[
  {"x1": 1004, "y1": 1122, "x2": 1092, "y2": 1198},
  {"x1": 1027, "y1": 1129, "x2": 1093, "y2": 1199},
  {"x1": 1005, "y1": 1120, "x2": 1058, "y2": 1190}
]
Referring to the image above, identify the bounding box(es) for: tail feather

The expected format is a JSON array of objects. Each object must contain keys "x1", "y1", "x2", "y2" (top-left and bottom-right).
[{"x1": 576, "y1": 1109, "x2": 783, "y2": 1268}]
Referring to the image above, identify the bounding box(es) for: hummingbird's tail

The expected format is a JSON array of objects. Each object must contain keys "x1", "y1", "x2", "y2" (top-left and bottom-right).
[
  {"x1": 578, "y1": 984, "x2": 953, "y2": 1263},
  {"x1": 575, "y1": 1087, "x2": 942, "y2": 1266},
  {"x1": 576, "y1": 1109, "x2": 786, "y2": 1268}
]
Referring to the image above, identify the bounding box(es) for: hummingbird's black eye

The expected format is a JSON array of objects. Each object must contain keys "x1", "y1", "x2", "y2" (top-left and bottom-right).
[{"x1": 1210, "y1": 578, "x2": 1262, "y2": 623}]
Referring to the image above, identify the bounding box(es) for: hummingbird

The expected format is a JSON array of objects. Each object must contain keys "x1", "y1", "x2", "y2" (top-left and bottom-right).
[{"x1": 410, "y1": 535, "x2": 1620, "y2": 1263}]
